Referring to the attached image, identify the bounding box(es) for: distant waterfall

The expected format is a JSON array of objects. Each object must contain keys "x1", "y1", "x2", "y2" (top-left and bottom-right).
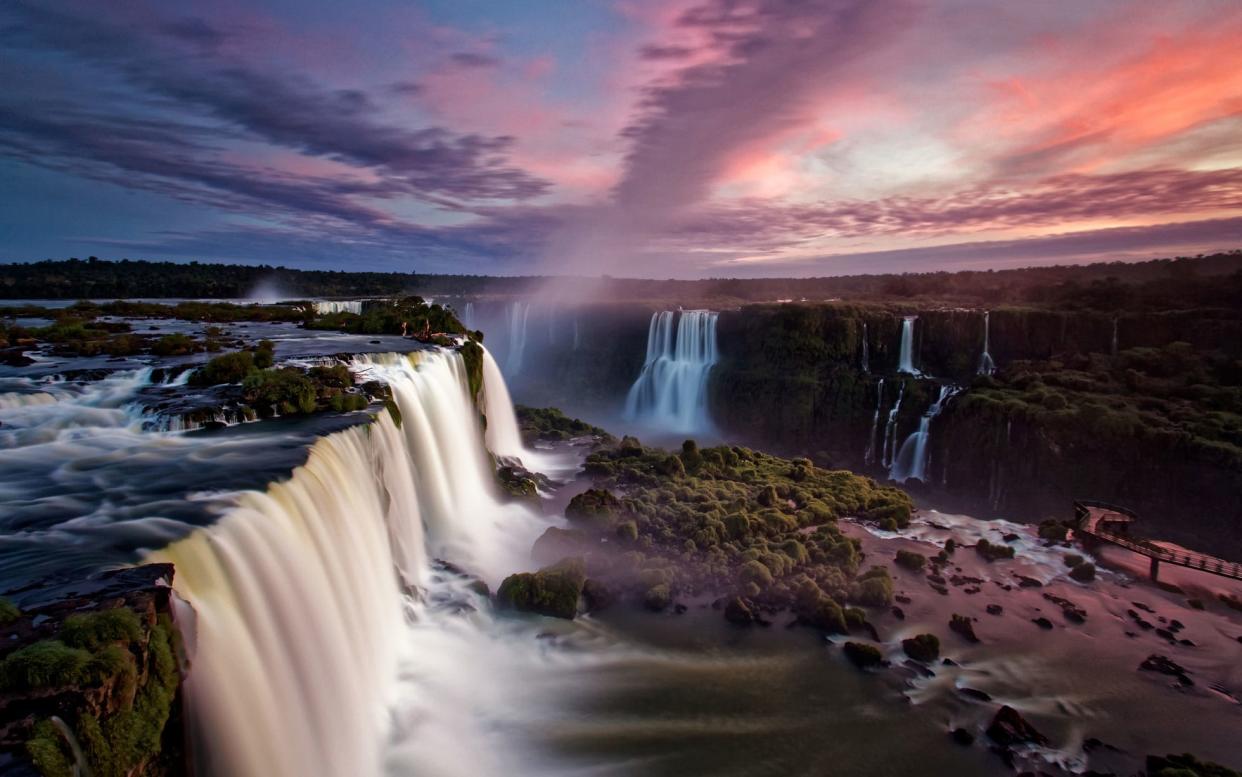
[
  {"x1": 978, "y1": 311, "x2": 996, "y2": 375},
  {"x1": 152, "y1": 349, "x2": 546, "y2": 777},
  {"x1": 463, "y1": 301, "x2": 476, "y2": 330},
  {"x1": 863, "y1": 378, "x2": 885, "y2": 465},
  {"x1": 506, "y1": 301, "x2": 532, "y2": 375},
  {"x1": 897, "y1": 316, "x2": 919, "y2": 374},
  {"x1": 314, "y1": 300, "x2": 363, "y2": 315},
  {"x1": 880, "y1": 381, "x2": 905, "y2": 468},
  {"x1": 860, "y1": 321, "x2": 870, "y2": 374},
  {"x1": 624, "y1": 310, "x2": 719, "y2": 435},
  {"x1": 890, "y1": 384, "x2": 959, "y2": 483},
  {"x1": 1111, "y1": 318, "x2": 1119, "y2": 356}
]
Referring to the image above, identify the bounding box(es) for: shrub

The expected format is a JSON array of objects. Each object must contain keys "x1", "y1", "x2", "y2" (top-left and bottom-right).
[
  {"x1": 852, "y1": 567, "x2": 893, "y2": 607},
  {"x1": 190, "y1": 350, "x2": 255, "y2": 386},
  {"x1": 975, "y1": 538, "x2": 1016, "y2": 562},
  {"x1": 842, "y1": 641, "x2": 883, "y2": 669},
  {"x1": 739, "y1": 560, "x2": 774, "y2": 589},
  {"x1": 0, "y1": 597, "x2": 19, "y2": 625},
  {"x1": 0, "y1": 641, "x2": 93, "y2": 690},
  {"x1": 894, "y1": 550, "x2": 926, "y2": 572},
  {"x1": 243, "y1": 368, "x2": 317, "y2": 416},
  {"x1": 61, "y1": 609, "x2": 142, "y2": 650},
  {"x1": 1068, "y1": 562, "x2": 1096, "y2": 582},
  {"x1": 902, "y1": 633, "x2": 940, "y2": 663}
]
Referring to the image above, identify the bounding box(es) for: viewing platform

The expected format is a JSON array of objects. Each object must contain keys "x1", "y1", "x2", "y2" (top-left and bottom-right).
[{"x1": 1074, "y1": 500, "x2": 1242, "y2": 583}]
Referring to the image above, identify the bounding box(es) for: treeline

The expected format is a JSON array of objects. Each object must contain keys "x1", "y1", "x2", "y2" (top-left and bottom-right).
[
  {"x1": 2, "y1": 251, "x2": 1241, "y2": 308},
  {"x1": 0, "y1": 258, "x2": 416, "y2": 300}
]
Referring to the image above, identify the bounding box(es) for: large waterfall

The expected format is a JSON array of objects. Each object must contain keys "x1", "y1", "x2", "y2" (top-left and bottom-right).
[
  {"x1": 314, "y1": 300, "x2": 363, "y2": 315},
  {"x1": 506, "y1": 301, "x2": 532, "y2": 375},
  {"x1": 978, "y1": 311, "x2": 996, "y2": 376},
  {"x1": 151, "y1": 349, "x2": 549, "y2": 777},
  {"x1": 624, "y1": 310, "x2": 719, "y2": 435},
  {"x1": 897, "y1": 315, "x2": 919, "y2": 374},
  {"x1": 863, "y1": 378, "x2": 884, "y2": 465},
  {"x1": 889, "y1": 384, "x2": 959, "y2": 483}
]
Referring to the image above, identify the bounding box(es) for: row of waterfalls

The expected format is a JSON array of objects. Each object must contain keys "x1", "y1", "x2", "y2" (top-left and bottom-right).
[{"x1": 624, "y1": 310, "x2": 720, "y2": 435}]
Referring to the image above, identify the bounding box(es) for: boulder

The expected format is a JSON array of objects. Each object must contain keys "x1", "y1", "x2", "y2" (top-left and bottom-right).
[
  {"x1": 496, "y1": 558, "x2": 587, "y2": 619},
  {"x1": 842, "y1": 641, "x2": 884, "y2": 670},
  {"x1": 986, "y1": 705, "x2": 1048, "y2": 748},
  {"x1": 901, "y1": 633, "x2": 940, "y2": 663}
]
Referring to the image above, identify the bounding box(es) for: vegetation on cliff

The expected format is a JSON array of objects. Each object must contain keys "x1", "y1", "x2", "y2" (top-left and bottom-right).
[{"x1": 530, "y1": 434, "x2": 911, "y2": 630}]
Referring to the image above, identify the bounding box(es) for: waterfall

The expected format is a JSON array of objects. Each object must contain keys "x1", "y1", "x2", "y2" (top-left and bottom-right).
[
  {"x1": 863, "y1": 378, "x2": 884, "y2": 465},
  {"x1": 151, "y1": 349, "x2": 547, "y2": 777},
  {"x1": 314, "y1": 300, "x2": 363, "y2": 315},
  {"x1": 889, "y1": 384, "x2": 959, "y2": 483},
  {"x1": 880, "y1": 381, "x2": 905, "y2": 468},
  {"x1": 1111, "y1": 317, "x2": 1119, "y2": 356},
  {"x1": 861, "y1": 321, "x2": 870, "y2": 374},
  {"x1": 506, "y1": 301, "x2": 532, "y2": 375},
  {"x1": 463, "y1": 301, "x2": 476, "y2": 330},
  {"x1": 978, "y1": 311, "x2": 996, "y2": 376},
  {"x1": 897, "y1": 316, "x2": 919, "y2": 374},
  {"x1": 623, "y1": 310, "x2": 719, "y2": 435}
]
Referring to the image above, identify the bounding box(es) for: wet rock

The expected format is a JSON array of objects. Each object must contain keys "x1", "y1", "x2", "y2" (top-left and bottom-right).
[
  {"x1": 1015, "y1": 575, "x2": 1043, "y2": 588},
  {"x1": 496, "y1": 557, "x2": 586, "y2": 619},
  {"x1": 842, "y1": 641, "x2": 885, "y2": 670},
  {"x1": 891, "y1": 606, "x2": 905, "y2": 620},
  {"x1": 1031, "y1": 617, "x2": 1054, "y2": 630},
  {"x1": 643, "y1": 584, "x2": 672, "y2": 612},
  {"x1": 959, "y1": 687, "x2": 992, "y2": 702},
  {"x1": 581, "y1": 579, "x2": 614, "y2": 612},
  {"x1": 1042, "y1": 593, "x2": 1087, "y2": 623},
  {"x1": 1139, "y1": 654, "x2": 1193, "y2": 686},
  {"x1": 949, "y1": 613, "x2": 979, "y2": 643},
  {"x1": 951, "y1": 728, "x2": 976, "y2": 746},
  {"x1": 531, "y1": 526, "x2": 592, "y2": 566},
  {"x1": 986, "y1": 705, "x2": 1048, "y2": 748},
  {"x1": 986, "y1": 604, "x2": 1004, "y2": 616},
  {"x1": 724, "y1": 597, "x2": 756, "y2": 625},
  {"x1": 901, "y1": 633, "x2": 940, "y2": 663},
  {"x1": 895, "y1": 594, "x2": 912, "y2": 604}
]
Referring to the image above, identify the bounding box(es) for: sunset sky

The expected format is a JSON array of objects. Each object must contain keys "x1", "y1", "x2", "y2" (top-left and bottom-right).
[{"x1": 2, "y1": 0, "x2": 1241, "y2": 277}]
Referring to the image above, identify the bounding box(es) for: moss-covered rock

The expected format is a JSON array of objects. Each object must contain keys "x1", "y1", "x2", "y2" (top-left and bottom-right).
[
  {"x1": 495, "y1": 558, "x2": 587, "y2": 619},
  {"x1": 842, "y1": 641, "x2": 884, "y2": 670},
  {"x1": 901, "y1": 633, "x2": 940, "y2": 663}
]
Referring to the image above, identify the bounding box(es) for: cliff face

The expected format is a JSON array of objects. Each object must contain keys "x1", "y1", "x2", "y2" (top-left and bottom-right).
[
  {"x1": 0, "y1": 565, "x2": 188, "y2": 777},
  {"x1": 707, "y1": 303, "x2": 1242, "y2": 557}
]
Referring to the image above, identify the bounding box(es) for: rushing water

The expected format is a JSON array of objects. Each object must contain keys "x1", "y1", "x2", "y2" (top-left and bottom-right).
[
  {"x1": 889, "y1": 384, "x2": 959, "y2": 483},
  {"x1": 863, "y1": 378, "x2": 885, "y2": 465},
  {"x1": 314, "y1": 300, "x2": 364, "y2": 315},
  {"x1": 861, "y1": 321, "x2": 870, "y2": 374},
  {"x1": 897, "y1": 315, "x2": 919, "y2": 375},
  {"x1": 624, "y1": 310, "x2": 719, "y2": 435},
  {"x1": 880, "y1": 381, "x2": 905, "y2": 468},
  {"x1": 978, "y1": 311, "x2": 996, "y2": 376},
  {"x1": 506, "y1": 301, "x2": 532, "y2": 375}
]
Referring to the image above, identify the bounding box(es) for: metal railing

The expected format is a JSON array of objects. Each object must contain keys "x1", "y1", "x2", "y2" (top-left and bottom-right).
[{"x1": 1074, "y1": 500, "x2": 1242, "y2": 581}]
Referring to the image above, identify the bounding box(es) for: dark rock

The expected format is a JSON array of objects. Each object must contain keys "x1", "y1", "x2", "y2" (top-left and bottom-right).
[
  {"x1": 643, "y1": 583, "x2": 672, "y2": 612},
  {"x1": 986, "y1": 705, "x2": 1048, "y2": 748},
  {"x1": 581, "y1": 578, "x2": 614, "y2": 612},
  {"x1": 842, "y1": 641, "x2": 885, "y2": 670},
  {"x1": 901, "y1": 633, "x2": 940, "y2": 663},
  {"x1": 951, "y1": 728, "x2": 976, "y2": 746},
  {"x1": 959, "y1": 687, "x2": 993, "y2": 702},
  {"x1": 895, "y1": 594, "x2": 912, "y2": 604},
  {"x1": 1138, "y1": 654, "x2": 1193, "y2": 686},
  {"x1": 949, "y1": 613, "x2": 979, "y2": 643},
  {"x1": 1031, "y1": 617, "x2": 1054, "y2": 630},
  {"x1": 496, "y1": 557, "x2": 586, "y2": 619},
  {"x1": 724, "y1": 597, "x2": 756, "y2": 625},
  {"x1": 1015, "y1": 575, "x2": 1043, "y2": 588},
  {"x1": 891, "y1": 606, "x2": 905, "y2": 620},
  {"x1": 673, "y1": 603, "x2": 688, "y2": 615},
  {"x1": 1042, "y1": 593, "x2": 1087, "y2": 623},
  {"x1": 531, "y1": 526, "x2": 591, "y2": 566},
  {"x1": 986, "y1": 604, "x2": 1004, "y2": 616}
]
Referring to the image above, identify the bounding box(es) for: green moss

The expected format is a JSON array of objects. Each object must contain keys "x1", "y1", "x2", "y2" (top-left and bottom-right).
[
  {"x1": 975, "y1": 538, "x2": 1016, "y2": 562},
  {"x1": 0, "y1": 641, "x2": 93, "y2": 690},
  {"x1": 0, "y1": 596, "x2": 19, "y2": 625},
  {"x1": 565, "y1": 489, "x2": 621, "y2": 530},
  {"x1": 243, "y1": 368, "x2": 318, "y2": 416},
  {"x1": 894, "y1": 549, "x2": 926, "y2": 572},
  {"x1": 901, "y1": 633, "x2": 940, "y2": 663},
  {"x1": 190, "y1": 350, "x2": 256, "y2": 386},
  {"x1": 496, "y1": 558, "x2": 587, "y2": 619},
  {"x1": 25, "y1": 719, "x2": 74, "y2": 777},
  {"x1": 61, "y1": 608, "x2": 142, "y2": 651},
  {"x1": 842, "y1": 641, "x2": 884, "y2": 669},
  {"x1": 457, "y1": 340, "x2": 484, "y2": 404},
  {"x1": 1147, "y1": 754, "x2": 1241, "y2": 777}
]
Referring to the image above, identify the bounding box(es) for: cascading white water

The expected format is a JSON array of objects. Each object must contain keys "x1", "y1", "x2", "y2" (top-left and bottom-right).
[
  {"x1": 1111, "y1": 317, "x2": 1119, "y2": 356},
  {"x1": 623, "y1": 310, "x2": 719, "y2": 435},
  {"x1": 897, "y1": 315, "x2": 919, "y2": 374},
  {"x1": 863, "y1": 378, "x2": 884, "y2": 465},
  {"x1": 151, "y1": 349, "x2": 549, "y2": 777},
  {"x1": 889, "y1": 384, "x2": 959, "y2": 483},
  {"x1": 861, "y1": 321, "x2": 870, "y2": 374},
  {"x1": 463, "y1": 301, "x2": 476, "y2": 330},
  {"x1": 880, "y1": 381, "x2": 905, "y2": 468},
  {"x1": 314, "y1": 300, "x2": 364, "y2": 315},
  {"x1": 506, "y1": 301, "x2": 531, "y2": 375},
  {"x1": 978, "y1": 310, "x2": 996, "y2": 376}
]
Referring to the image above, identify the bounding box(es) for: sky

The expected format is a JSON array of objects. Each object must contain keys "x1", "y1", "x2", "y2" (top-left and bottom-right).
[{"x1": 1, "y1": 0, "x2": 1241, "y2": 278}]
